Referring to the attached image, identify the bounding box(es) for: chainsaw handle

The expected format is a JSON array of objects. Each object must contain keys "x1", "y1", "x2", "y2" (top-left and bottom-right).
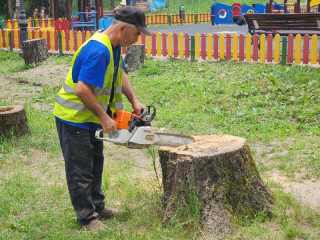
[
  {"x1": 128, "y1": 108, "x2": 147, "y2": 133},
  {"x1": 145, "y1": 105, "x2": 156, "y2": 124}
]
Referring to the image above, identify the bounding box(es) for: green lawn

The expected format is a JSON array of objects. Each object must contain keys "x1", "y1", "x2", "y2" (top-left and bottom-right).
[{"x1": 0, "y1": 50, "x2": 319, "y2": 239}]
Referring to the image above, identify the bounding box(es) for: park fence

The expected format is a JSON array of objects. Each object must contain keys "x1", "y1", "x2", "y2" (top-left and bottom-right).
[{"x1": 1, "y1": 29, "x2": 320, "y2": 65}]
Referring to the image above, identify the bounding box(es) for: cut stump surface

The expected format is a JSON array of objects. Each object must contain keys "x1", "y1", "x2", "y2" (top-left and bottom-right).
[{"x1": 159, "y1": 134, "x2": 275, "y2": 239}]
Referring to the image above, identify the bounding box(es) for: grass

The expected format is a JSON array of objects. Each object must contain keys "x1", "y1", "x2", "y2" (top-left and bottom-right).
[{"x1": 0, "y1": 49, "x2": 320, "y2": 239}]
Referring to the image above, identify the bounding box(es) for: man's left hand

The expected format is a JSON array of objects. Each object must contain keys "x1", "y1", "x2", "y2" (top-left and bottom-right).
[{"x1": 132, "y1": 101, "x2": 147, "y2": 116}]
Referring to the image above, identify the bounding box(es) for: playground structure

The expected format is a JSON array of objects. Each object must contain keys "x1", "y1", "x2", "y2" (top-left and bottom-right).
[{"x1": 210, "y1": 0, "x2": 320, "y2": 26}]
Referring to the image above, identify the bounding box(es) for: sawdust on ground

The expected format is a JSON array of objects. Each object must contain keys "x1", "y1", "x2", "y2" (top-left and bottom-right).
[{"x1": 0, "y1": 59, "x2": 319, "y2": 210}]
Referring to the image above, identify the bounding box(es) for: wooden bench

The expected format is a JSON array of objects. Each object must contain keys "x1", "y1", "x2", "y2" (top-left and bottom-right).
[{"x1": 244, "y1": 13, "x2": 320, "y2": 36}]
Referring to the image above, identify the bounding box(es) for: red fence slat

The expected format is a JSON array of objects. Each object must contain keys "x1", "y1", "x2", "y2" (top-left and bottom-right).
[
  {"x1": 226, "y1": 34, "x2": 231, "y2": 60},
  {"x1": 214, "y1": 34, "x2": 218, "y2": 60},
  {"x1": 65, "y1": 30, "x2": 70, "y2": 52},
  {"x1": 201, "y1": 33, "x2": 206, "y2": 59},
  {"x1": 303, "y1": 34, "x2": 309, "y2": 64},
  {"x1": 253, "y1": 34, "x2": 259, "y2": 61},
  {"x1": 239, "y1": 34, "x2": 244, "y2": 61},
  {"x1": 173, "y1": 33, "x2": 178, "y2": 57},
  {"x1": 267, "y1": 34, "x2": 273, "y2": 62},
  {"x1": 55, "y1": 30, "x2": 58, "y2": 51},
  {"x1": 46, "y1": 31, "x2": 50, "y2": 50},
  {"x1": 162, "y1": 33, "x2": 167, "y2": 57},
  {"x1": 185, "y1": 33, "x2": 190, "y2": 58},
  {"x1": 287, "y1": 34, "x2": 294, "y2": 63},
  {"x1": 152, "y1": 32, "x2": 156, "y2": 56}
]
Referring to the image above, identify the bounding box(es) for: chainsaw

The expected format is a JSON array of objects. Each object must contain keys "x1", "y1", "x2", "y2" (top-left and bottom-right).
[{"x1": 95, "y1": 105, "x2": 194, "y2": 149}]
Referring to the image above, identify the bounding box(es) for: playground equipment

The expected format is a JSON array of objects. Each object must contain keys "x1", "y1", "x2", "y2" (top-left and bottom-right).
[{"x1": 210, "y1": 0, "x2": 319, "y2": 26}]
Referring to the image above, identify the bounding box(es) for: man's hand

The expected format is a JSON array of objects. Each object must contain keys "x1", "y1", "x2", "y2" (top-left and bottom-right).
[
  {"x1": 100, "y1": 114, "x2": 117, "y2": 133},
  {"x1": 132, "y1": 101, "x2": 147, "y2": 116}
]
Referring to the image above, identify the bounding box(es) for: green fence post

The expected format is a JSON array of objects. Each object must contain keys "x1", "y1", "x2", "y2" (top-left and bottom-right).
[
  {"x1": 9, "y1": 31, "x2": 13, "y2": 51},
  {"x1": 33, "y1": 19, "x2": 36, "y2": 27},
  {"x1": 58, "y1": 32, "x2": 63, "y2": 56},
  {"x1": 195, "y1": 14, "x2": 198, "y2": 24},
  {"x1": 168, "y1": 15, "x2": 171, "y2": 26},
  {"x1": 281, "y1": 37, "x2": 287, "y2": 65},
  {"x1": 191, "y1": 36, "x2": 195, "y2": 62}
]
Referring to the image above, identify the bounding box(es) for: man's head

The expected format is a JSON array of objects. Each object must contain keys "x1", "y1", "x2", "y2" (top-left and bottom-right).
[{"x1": 114, "y1": 6, "x2": 151, "y2": 36}]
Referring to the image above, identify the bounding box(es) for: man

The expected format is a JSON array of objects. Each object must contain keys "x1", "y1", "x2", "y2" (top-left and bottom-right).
[{"x1": 53, "y1": 6, "x2": 152, "y2": 231}]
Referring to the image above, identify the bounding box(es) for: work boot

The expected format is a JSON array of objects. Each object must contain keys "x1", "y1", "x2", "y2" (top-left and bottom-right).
[
  {"x1": 99, "y1": 206, "x2": 122, "y2": 219},
  {"x1": 83, "y1": 219, "x2": 108, "y2": 231}
]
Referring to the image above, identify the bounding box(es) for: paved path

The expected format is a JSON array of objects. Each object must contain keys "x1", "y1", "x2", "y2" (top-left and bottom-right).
[{"x1": 147, "y1": 24, "x2": 249, "y2": 36}]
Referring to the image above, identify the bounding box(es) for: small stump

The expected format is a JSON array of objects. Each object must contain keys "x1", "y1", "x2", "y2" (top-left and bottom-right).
[
  {"x1": 159, "y1": 134, "x2": 275, "y2": 239},
  {"x1": 0, "y1": 105, "x2": 31, "y2": 137},
  {"x1": 22, "y1": 38, "x2": 49, "y2": 64},
  {"x1": 124, "y1": 44, "x2": 145, "y2": 72}
]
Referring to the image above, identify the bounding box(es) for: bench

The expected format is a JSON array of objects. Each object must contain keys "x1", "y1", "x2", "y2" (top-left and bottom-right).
[{"x1": 244, "y1": 13, "x2": 320, "y2": 36}]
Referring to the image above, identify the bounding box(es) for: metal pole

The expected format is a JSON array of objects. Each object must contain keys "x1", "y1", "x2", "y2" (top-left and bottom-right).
[{"x1": 18, "y1": 0, "x2": 28, "y2": 57}]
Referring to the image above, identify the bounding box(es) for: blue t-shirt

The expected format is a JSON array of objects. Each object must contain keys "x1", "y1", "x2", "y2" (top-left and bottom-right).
[{"x1": 57, "y1": 40, "x2": 125, "y2": 130}]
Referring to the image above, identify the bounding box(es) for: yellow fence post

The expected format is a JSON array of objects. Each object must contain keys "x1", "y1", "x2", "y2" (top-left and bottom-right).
[
  {"x1": 195, "y1": 33, "x2": 200, "y2": 59},
  {"x1": 220, "y1": 34, "x2": 225, "y2": 60},
  {"x1": 246, "y1": 34, "x2": 252, "y2": 62},
  {"x1": 168, "y1": 32, "x2": 172, "y2": 57},
  {"x1": 86, "y1": 31, "x2": 90, "y2": 41},
  {"x1": 260, "y1": 34, "x2": 266, "y2": 62},
  {"x1": 62, "y1": 30, "x2": 66, "y2": 52},
  {"x1": 136, "y1": 35, "x2": 141, "y2": 45},
  {"x1": 274, "y1": 34, "x2": 280, "y2": 62},
  {"x1": 179, "y1": 33, "x2": 184, "y2": 58},
  {"x1": 232, "y1": 34, "x2": 238, "y2": 61},
  {"x1": 310, "y1": 35, "x2": 317, "y2": 64},
  {"x1": 28, "y1": 29, "x2": 32, "y2": 39},
  {"x1": 77, "y1": 30, "x2": 82, "y2": 48},
  {"x1": 295, "y1": 34, "x2": 301, "y2": 64},
  {"x1": 146, "y1": 35, "x2": 151, "y2": 56},
  {"x1": 207, "y1": 33, "x2": 212, "y2": 60},
  {"x1": 157, "y1": 32, "x2": 162, "y2": 56}
]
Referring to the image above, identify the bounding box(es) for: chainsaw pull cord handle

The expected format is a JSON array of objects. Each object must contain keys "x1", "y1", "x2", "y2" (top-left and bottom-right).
[{"x1": 128, "y1": 108, "x2": 147, "y2": 133}]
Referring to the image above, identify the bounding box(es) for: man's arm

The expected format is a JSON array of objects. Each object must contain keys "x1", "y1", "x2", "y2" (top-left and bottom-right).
[
  {"x1": 75, "y1": 81, "x2": 117, "y2": 133},
  {"x1": 122, "y1": 70, "x2": 146, "y2": 115}
]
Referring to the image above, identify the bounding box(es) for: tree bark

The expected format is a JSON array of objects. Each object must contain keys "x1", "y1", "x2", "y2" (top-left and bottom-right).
[
  {"x1": 159, "y1": 134, "x2": 275, "y2": 239},
  {"x1": 124, "y1": 44, "x2": 145, "y2": 73},
  {"x1": 22, "y1": 38, "x2": 49, "y2": 64},
  {"x1": 110, "y1": 0, "x2": 116, "y2": 9},
  {"x1": 0, "y1": 105, "x2": 30, "y2": 138},
  {"x1": 15, "y1": 0, "x2": 20, "y2": 19},
  {"x1": 7, "y1": 0, "x2": 13, "y2": 19}
]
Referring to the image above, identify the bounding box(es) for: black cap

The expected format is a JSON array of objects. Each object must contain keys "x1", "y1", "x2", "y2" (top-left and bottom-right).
[{"x1": 114, "y1": 6, "x2": 152, "y2": 36}]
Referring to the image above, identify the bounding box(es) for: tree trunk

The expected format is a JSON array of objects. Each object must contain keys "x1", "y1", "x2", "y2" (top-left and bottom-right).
[
  {"x1": 15, "y1": 0, "x2": 20, "y2": 19},
  {"x1": 110, "y1": 0, "x2": 116, "y2": 9},
  {"x1": 124, "y1": 44, "x2": 145, "y2": 73},
  {"x1": 0, "y1": 105, "x2": 30, "y2": 138},
  {"x1": 22, "y1": 38, "x2": 49, "y2": 64},
  {"x1": 159, "y1": 134, "x2": 275, "y2": 239},
  {"x1": 7, "y1": 0, "x2": 13, "y2": 19}
]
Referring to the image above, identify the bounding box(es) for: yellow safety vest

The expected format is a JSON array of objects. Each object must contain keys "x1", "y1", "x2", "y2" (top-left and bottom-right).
[{"x1": 53, "y1": 32, "x2": 123, "y2": 124}]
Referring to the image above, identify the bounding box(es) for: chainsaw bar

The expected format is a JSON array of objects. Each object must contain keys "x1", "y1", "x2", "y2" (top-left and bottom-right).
[{"x1": 153, "y1": 132, "x2": 195, "y2": 147}]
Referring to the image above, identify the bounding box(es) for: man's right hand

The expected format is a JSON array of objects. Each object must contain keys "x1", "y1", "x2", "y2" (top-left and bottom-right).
[{"x1": 100, "y1": 115, "x2": 117, "y2": 133}]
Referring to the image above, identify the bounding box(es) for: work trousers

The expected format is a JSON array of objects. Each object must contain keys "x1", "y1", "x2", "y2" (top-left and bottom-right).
[{"x1": 56, "y1": 118, "x2": 105, "y2": 225}]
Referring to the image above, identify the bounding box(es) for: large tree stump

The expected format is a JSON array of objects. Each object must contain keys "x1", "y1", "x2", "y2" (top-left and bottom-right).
[
  {"x1": 159, "y1": 134, "x2": 275, "y2": 239},
  {"x1": 0, "y1": 105, "x2": 31, "y2": 137},
  {"x1": 22, "y1": 38, "x2": 49, "y2": 64},
  {"x1": 124, "y1": 44, "x2": 145, "y2": 73}
]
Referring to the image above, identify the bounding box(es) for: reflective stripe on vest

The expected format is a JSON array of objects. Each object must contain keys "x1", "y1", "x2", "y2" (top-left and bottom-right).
[{"x1": 53, "y1": 32, "x2": 123, "y2": 124}]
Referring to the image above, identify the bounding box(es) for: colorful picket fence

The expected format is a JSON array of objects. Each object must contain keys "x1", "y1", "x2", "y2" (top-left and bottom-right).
[
  {"x1": 2, "y1": 18, "x2": 55, "y2": 30},
  {"x1": 2, "y1": 12, "x2": 210, "y2": 30},
  {"x1": 1, "y1": 29, "x2": 320, "y2": 65},
  {"x1": 145, "y1": 13, "x2": 210, "y2": 25}
]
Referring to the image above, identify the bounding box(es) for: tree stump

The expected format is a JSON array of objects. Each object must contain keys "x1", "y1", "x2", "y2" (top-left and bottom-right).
[
  {"x1": 124, "y1": 44, "x2": 145, "y2": 73},
  {"x1": 159, "y1": 134, "x2": 275, "y2": 239},
  {"x1": 22, "y1": 38, "x2": 49, "y2": 64},
  {"x1": 0, "y1": 105, "x2": 31, "y2": 137}
]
